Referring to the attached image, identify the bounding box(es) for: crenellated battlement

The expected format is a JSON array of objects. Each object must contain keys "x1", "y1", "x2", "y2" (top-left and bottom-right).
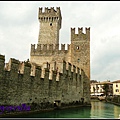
[
  {"x1": 0, "y1": 54, "x2": 5, "y2": 60},
  {"x1": 38, "y1": 7, "x2": 61, "y2": 17},
  {"x1": 38, "y1": 7, "x2": 62, "y2": 25},
  {"x1": 30, "y1": 44, "x2": 71, "y2": 56},
  {"x1": 71, "y1": 27, "x2": 90, "y2": 41},
  {"x1": 0, "y1": 54, "x2": 81, "y2": 80},
  {"x1": 5, "y1": 58, "x2": 20, "y2": 71}
]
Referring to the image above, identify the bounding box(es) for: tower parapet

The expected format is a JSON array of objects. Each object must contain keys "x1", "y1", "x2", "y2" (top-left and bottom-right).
[
  {"x1": 85, "y1": 27, "x2": 90, "y2": 40},
  {"x1": 71, "y1": 27, "x2": 90, "y2": 41},
  {"x1": 38, "y1": 7, "x2": 62, "y2": 28},
  {"x1": 78, "y1": 27, "x2": 83, "y2": 34},
  {"x1": 30, "y1": 44, "x2": 71, "y2": 56}
]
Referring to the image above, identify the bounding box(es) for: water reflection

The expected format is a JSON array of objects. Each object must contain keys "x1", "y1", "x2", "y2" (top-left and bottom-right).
[
  {"x1": 12, "y1": 107, "x2": 91, "y2": 118},
  {"x1": 114, "y1": 104, "x2": 120, "y2": 118},
  {"x1": 90, "y1": 101, "x2": 120, "y2": 118}
]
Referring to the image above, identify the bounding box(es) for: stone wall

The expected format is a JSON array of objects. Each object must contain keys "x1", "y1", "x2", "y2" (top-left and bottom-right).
[{"x1": 0, "y1": 54, "x2": 90, "y2": 111}]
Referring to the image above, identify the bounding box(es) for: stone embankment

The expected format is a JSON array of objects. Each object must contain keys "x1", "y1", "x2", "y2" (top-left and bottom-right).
[{"x1": 106, "y1": 95, "x2": 120, "y2": 106}]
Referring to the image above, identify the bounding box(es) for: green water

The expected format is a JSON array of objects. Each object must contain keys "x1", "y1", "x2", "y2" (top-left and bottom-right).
[{"x1": 7, "y1": 101, "x2": 120, "y2": 118}]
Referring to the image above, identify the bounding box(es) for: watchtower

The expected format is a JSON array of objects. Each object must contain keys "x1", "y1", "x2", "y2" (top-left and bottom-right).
[
  {"x1": 38, "y1": 7, "x2": 62, "y2": 44},
  {"x1": 71, "y1": 27, "x2": 90, "y2": 79}
]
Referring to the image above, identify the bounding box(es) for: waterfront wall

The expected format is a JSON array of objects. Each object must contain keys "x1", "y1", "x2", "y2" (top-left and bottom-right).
[
  {"x1": 106, "y1": 95, "x2": 120, "y2": 106},
  {"x1": 0, "y1": 54, "x2": 90, "y2": 111}
]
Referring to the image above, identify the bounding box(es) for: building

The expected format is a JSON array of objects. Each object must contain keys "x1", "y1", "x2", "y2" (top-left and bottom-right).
[
  {"x1": 0, "y1": 7, "x2": 91, "y2": 112},
  {"x1": 112, "y1": 80, "x2": 120, "y2": 95},
  {"x1": 90, "y1": 80, "x2": 113, "y2": 96},
  {"x1": 30, "y1": 6, "x2": 90, "y2": 107},
  {"x1": 30, "y1": 7, "x2": 90, "y2": 80}
]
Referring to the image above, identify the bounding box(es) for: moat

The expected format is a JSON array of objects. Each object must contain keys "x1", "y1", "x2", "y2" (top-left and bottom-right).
[{"x1": 3, "y1": 101, "x2": 120, "y2": 118}]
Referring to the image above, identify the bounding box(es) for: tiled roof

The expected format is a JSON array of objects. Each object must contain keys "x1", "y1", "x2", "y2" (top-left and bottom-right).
[
  {"x1": 96, "y1": 81, "x2": 112, "y2": 85},
  {"x1": 91, "y1": 81, "x2": 112, "y2": 85},
  {"x1": 112, "y1": 80, "x2": 120, "y2": 83}
]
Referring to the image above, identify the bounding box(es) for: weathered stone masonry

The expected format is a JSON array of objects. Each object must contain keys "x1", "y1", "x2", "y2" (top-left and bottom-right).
[
  {"x1": 30, "y1": 7, "x2": 91, "y2": 107},
  {"x1": 0, "y1": 7, "x2": 91, "y2": 112},
  {"x1": 30, "y1": 7, "x2": 90, "y2": 80},
  {"x1": 0, "y1": 55, "x2": 90, "y2": 110}
]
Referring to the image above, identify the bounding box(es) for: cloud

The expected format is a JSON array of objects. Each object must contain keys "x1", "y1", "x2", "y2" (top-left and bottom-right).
[{"x1": 91, "y1": 35, "x2": 120, "y2": 81}]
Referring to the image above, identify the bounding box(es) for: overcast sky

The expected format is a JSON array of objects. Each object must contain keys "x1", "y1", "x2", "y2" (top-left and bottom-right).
[{"x1": 0, "y1": 1, "x2": 120, "y2": 82}]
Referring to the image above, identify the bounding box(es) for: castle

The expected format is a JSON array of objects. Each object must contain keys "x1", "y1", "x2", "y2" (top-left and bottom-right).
[{"x1": 0, "y1": 7, "x2": 91, "y2": 113}]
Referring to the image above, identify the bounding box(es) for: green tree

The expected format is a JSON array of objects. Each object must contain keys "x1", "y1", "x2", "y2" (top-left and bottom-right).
[
  {"x1": 103, "y1": 84, "x2": 109, "y2": 96},
  {"x1": 93, "y1": 86, "x2": 96, "y2": 95}
]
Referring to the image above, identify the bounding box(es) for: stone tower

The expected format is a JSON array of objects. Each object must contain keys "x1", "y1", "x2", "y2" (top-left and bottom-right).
[
  {"x1": 30, "y1": 7, "x2": 90, "y2": 81},
  {"x1": 71, "y1": 27, "x2": 90, "y2": 79},
  {"x1": 38, "y1": 7, "x2": 62, "y2": 44}
]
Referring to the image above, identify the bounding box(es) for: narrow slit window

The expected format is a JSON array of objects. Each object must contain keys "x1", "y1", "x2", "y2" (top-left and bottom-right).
[{"x1": 78, "y1": 58, "x2": 80, "y2": 62}]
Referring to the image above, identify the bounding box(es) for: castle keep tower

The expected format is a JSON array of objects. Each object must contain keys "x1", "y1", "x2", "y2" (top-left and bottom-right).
[
  {"x1": 38, "y1": 7, "x2": 62, "y2": 44},
  {"x1": 30, "y1": 7, "x2": 68, "y2": 66}
]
